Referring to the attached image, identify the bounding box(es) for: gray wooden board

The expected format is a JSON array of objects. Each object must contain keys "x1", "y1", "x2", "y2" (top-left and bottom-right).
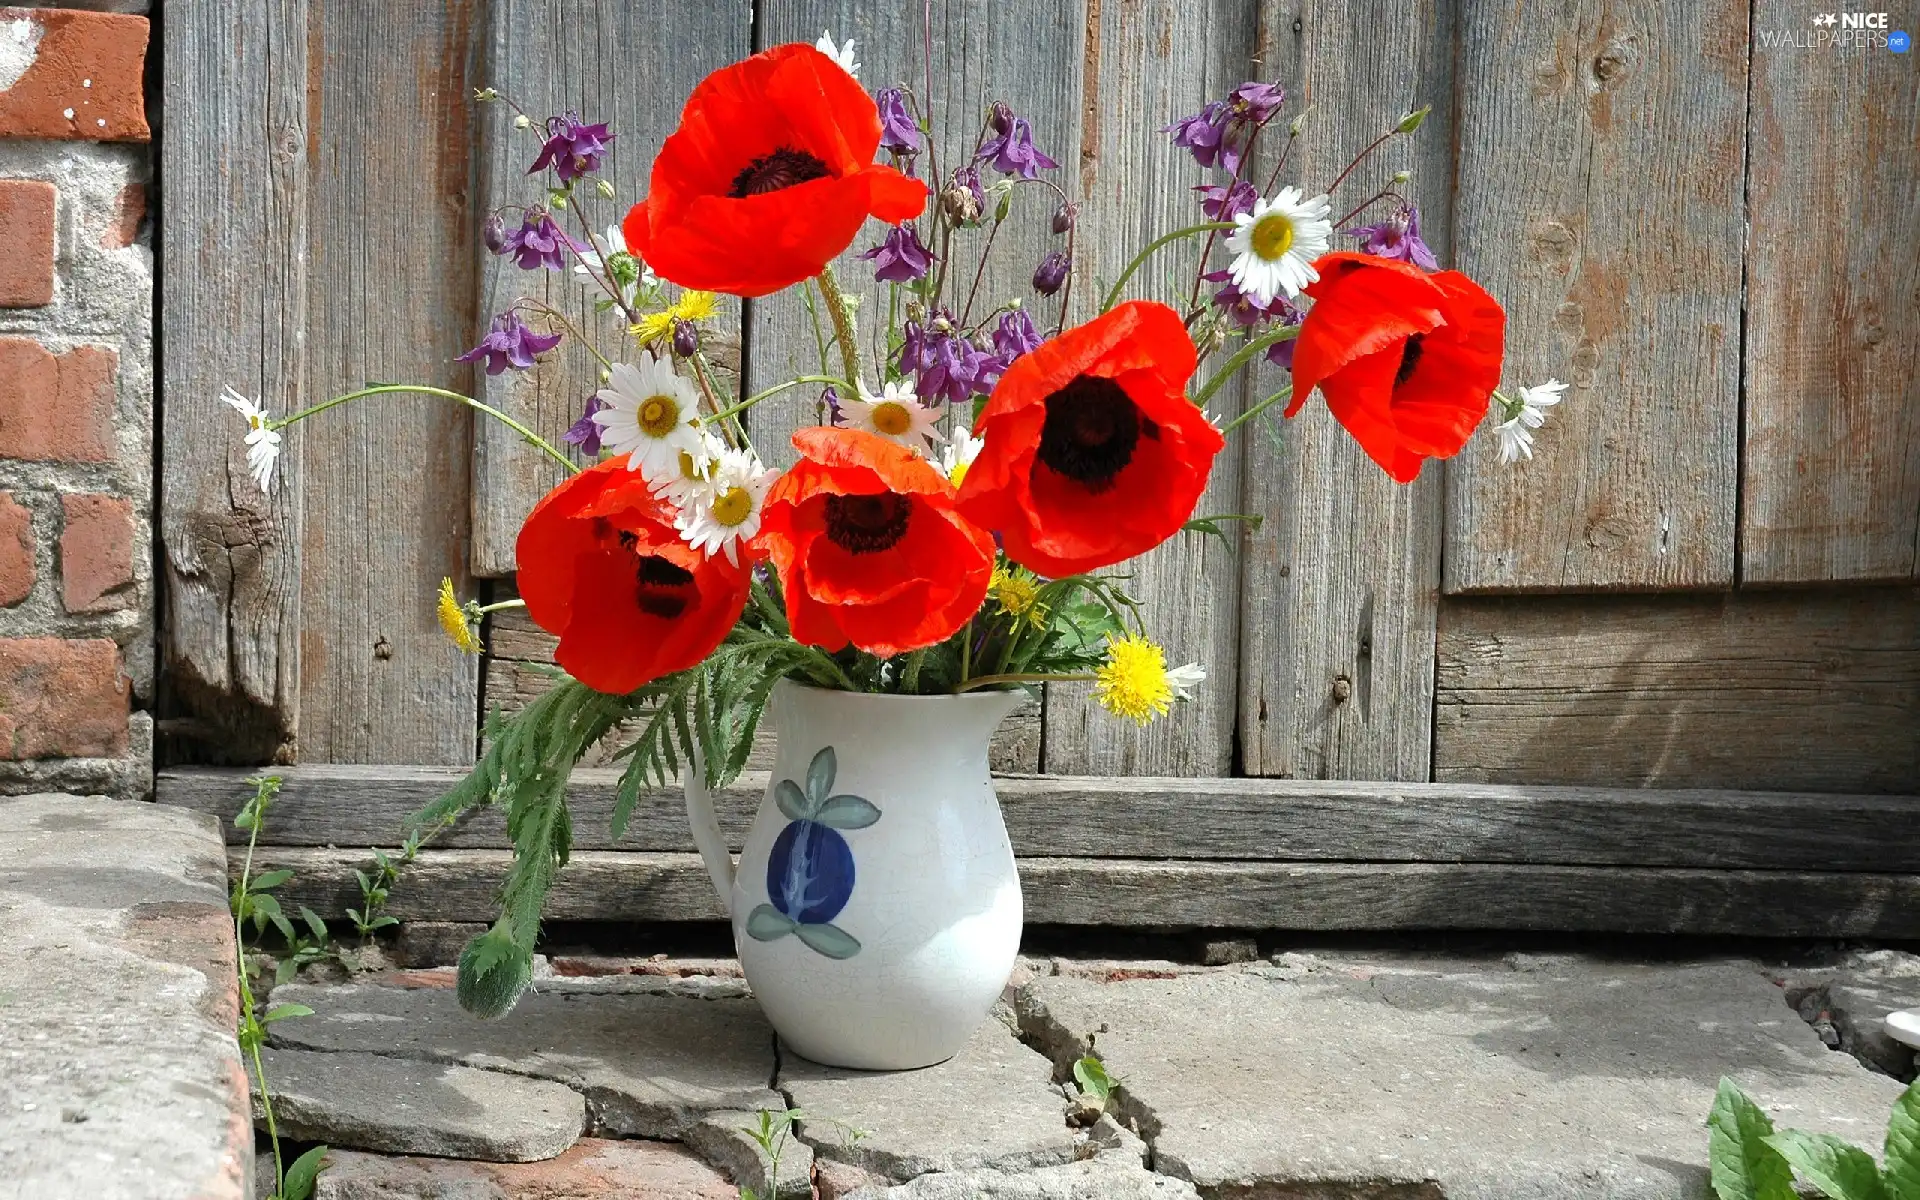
[
  {"x1": 1435, "y1": 589, "x2": 1920, "y2": 794},
  {"x1": 468, "y1": 0, "x2": 752, "y2": 576},
  {"x1": 158, "y1": 0, "x2": 309, "y2": 762},
  {"x1": 1235, "y1": 0, "x2": 1451, "y2": 780},
  {"x1": 1444, "y1": 0, "x2": 1746, "y2": 591},
  {"x1": 1038, "y1": 0, "x2": 1256, "y2": 776},
  {"x1": 158, "y1": 765, "x2": 1920, "y2": 873},
  {"x1": 295, "y1": 2, "x2": 481, "y2": 764},
  {"x1": 1740, "y1": 0, "x2": 1920, "y2": 584},
  {"x1": 248, "y1": 847, "x2": 1920, "y2": 937}
]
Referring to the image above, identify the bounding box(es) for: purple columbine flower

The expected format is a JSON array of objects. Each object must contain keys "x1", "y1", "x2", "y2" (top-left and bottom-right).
[
  {"x1": 482, "y1": 213, "x2": 509, "y2": 254},
  {"x1": 1227, "y1": 81, "x2": 1286, "y2": 125},
  {"x1": 1195, "y1": 179, "x2": 1258, "y2": 221},
  {"x1": 858, "y1": 223, "x2": 933, "y2": 283},
  {"x1": 1202, "y1": 268, "x2": 1286, "y2": 328},
  {"x1": 977, "y1": 111, "x2": 1058, "y2": 180},
  {"x1": 499, "y1": 210, "x2": 581, "y2": 272},
  {"x1": 671, "y1": 318, "x2": 701, "y2": 357},
  {"x1": 900, "y1": 314, "x2": 995, "y2": 405},
  {"x1": 561, "y1": 393, "x2": 609, "y2": 455},
  {"x1": 1164, "y1": 100, "x2": 1230, "y2": 169},
  {"x1": 821, "y1": 385, "x2": 844, "y2": 425},
  {"x1": 1264, "y1": 300, "x2": 1306, "y2": 371},
  {"x1": 1347, "y1": 204, "x2": 1440, "y2": 271},
  {"x1": 529, "y1": 113, "x2": 614, "y2": 183},
  {"x1": 941, "y1": 165, "x2": 986, "y2": 224},
  {"x1": 875, "y1": 87, "x2": 922, "y2": 156},
  {"x1": 457, "y1": 311, "x2": 563, "y2": 375},
  {"x1": 1164, "y1": 81, "x2": 1286, "y2": 173},
  {"x1": 993, "y1": 310, "x2": 1044, "y2": 362},
  {"x1": 1032, "y1": 250, "x2": 1070, "y2": 297}
]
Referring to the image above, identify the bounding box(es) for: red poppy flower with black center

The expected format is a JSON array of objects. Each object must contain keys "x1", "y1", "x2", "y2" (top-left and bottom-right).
[
  {"x1": 1286, "y1": 251, "x2": 1506, "y2": 483},
  {"x1": 955, "y1": 299, "x2": 1223, "y2": 578},
  {"x1": 759, "y1": 427, "x2": 994, "y2": 658},
  {"x1": 516, "y1": 458, "x2": 752, "y2": 694},
  {"x1": 622, "y1": 43, "x2": 927, "y2": 298}
]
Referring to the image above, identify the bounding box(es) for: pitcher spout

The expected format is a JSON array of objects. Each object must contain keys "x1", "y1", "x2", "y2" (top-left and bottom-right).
[{"x1": 683, "y1": 759, "x2": 737, "y2": 919}]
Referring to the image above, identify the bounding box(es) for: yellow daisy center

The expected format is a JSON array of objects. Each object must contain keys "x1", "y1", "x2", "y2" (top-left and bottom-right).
[
  {"x1": 1250, "y1": 212, "x2": 1295, "y2": 261},
  {"x1": 638, "y1": 394, "x2": 681, "y2": 437},
  {"x1": 948, "y1": 461, "x2": 971, "y2": 487},
  {"x1": 871, "y1": 401, "x2": 914, "y2": 436},
  {"x1": 1093, "y1": 634, "x2": 1173, "y2": 725},
  {"x1": 677, "y1": 450, "x2": 708, "y2": 482},
  {"x1": 710, "y1": 485, "x2": 754, "y2": 527}
]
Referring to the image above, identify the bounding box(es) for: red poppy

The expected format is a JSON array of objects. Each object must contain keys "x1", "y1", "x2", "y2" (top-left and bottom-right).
[
  {"x1": 622, "y1": 44, "x2": 927, "y2": 298},
  {"x1": 955, "y1": 300, "x2": 1222, "y2": 578},
  {"x1": 516, "y1": 458, "x2": 751, "y2": 694},
  {"x1": 759, "y1": 427, "x2": 994, "y2": 658},
  {"x1": 1287, "y1": 251, "x2": 1506, "y2": 483}
]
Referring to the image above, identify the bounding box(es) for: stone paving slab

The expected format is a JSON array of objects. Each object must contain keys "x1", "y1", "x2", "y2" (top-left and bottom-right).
[
  {"x1": 781, "y1": 1012, "x2": 1077, "y2": 1181},
  {"x1": 1783, "y1": 948, "x2": 1920, "y2": 1080},
  {"x1": 684, "y1": 1108, "x2": 814, "y2": 1199},
  {"x1": 842, "y1": 1147, "x2": 1202, "y2": 1199},
  {"x1": 0, "y1": 793, "x2": 250, "y2": 1200},
  {"x1": 1014, "y1": 952, "x2": 1907, "y2": 1200},
  {"x1": 314, "y1": 1137, "x2": 739, "y2": 1198},
  {"x1": 270, "y1": 978, "x2": 781, "y2": 1138},
  {"x1": 258, "y1": 1046, "x2": 585, "y2": 1162}
]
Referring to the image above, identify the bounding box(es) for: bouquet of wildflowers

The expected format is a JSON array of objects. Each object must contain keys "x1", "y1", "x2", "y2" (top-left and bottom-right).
[{"x1": 227, "y1": 31, "x2": 1562, "y2": 1013}]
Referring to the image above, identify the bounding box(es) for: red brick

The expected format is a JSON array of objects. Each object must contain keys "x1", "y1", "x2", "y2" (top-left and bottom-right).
[
  {"x1": 58, "y1": 491, "x2": 131, "y2": 611},
  {"x1": 0, "y1": 337, "x2": 116, "y2": 462},
  {"x1": 103, "y1": 178, "x2": 142, "y2": 248},
  {"x1": 0, "y1": 179, "x2": 54, "y2": 305},
  {"x1": 0, "y1": 637, "x2": 127, "y2": 759},
  {"x1": 0, "y1": 490, "x2": 31, "y2": 605},
  {"x1": 0, "y1": 8, "x2": 149, "y2": 142}
]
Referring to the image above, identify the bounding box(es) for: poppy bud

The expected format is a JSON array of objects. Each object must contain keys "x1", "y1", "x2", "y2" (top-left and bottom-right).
[
  {"x1": 989, "y1": 100, "x2": 1014, "y2": 135},
  {"x1": 672, "y1": 318, "x2": 700, "y2": 358},
  {"x1": 482, "y1": 214, "x2": 508, "y2": 254},
  {"x1": 1032, "y1": 250, "x2": 1070, "y2": 297},
  {"x1": 1052, "y1": 201, "x2": 1078, "y2": 235}
]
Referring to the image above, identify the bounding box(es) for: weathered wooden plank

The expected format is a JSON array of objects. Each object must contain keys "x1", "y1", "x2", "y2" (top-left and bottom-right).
[
  {"x1": 295, "y1": 3, "x2": 481, "y2": 764},
  {"x1": 158, "y1": 0, "x2": 308, "y2": 762},
  {"x1": 1236, "y1": 0, "x2": 1451, "y2": 779},
  {"x1": 1444, "y1": 0, "x2": 1747, "y2": 591},
  {"x1": 253, "y1": 847, "x2": 1920, "y2": 937},
  {"x1": 467, "y1": 0, "x2": 752, "y2": 576},
  {"x1": 1435, "y1": 589, "x2": 1920, "y2": 793},
  {"x1": 1740, "y1": 1, "x2": 1920, "y2": 583},
  {"x1": 1038, "y1": 0, "x2": 1255, "y2": 776},
  {"x1": 160, "y1": 764, "x2": 1920, "y2": 873}
]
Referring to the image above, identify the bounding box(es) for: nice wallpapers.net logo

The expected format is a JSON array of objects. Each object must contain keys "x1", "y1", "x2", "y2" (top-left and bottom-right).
[{"x1": 1757, "y1": 11, "x2": 1910, "y2": 50}]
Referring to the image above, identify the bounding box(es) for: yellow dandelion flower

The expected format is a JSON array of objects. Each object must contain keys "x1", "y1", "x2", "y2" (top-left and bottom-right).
[
  {"x1": 436, "y1": 577, "x2": 482, "y2": 655},
  {"x1": 1092, "y1": 634, "x2": 1174, "y2": 726},
  {"x1": 631, "y1": 290, "x2": 720, "y2": 348},
  {"x1": 989, "y1": 564, "x2": 1048, "y2": 629}
]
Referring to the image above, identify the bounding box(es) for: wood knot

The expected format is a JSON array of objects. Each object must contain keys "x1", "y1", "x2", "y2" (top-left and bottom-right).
[
  {"x1": 1332, "y1": 675, "x2": 1353, "y2": 703},
  {"x1": 373, "y1": 636, "x2": 393, "y2": 661}
]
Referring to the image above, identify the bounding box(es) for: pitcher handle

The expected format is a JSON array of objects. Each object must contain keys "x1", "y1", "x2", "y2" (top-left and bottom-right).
[{"x1": 684, "y1": 758, "x2": 736, "y2": 919}]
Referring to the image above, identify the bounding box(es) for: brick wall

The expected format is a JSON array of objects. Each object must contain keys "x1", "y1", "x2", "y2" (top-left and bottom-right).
[{"x1": 0, "y1": 4, "x2": 152, "y2": 799}]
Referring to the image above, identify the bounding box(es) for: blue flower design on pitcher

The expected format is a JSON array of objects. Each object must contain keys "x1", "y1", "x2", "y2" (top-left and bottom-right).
[{"x1": 744, "y1": 746, "x2": 880, "y2": 960}]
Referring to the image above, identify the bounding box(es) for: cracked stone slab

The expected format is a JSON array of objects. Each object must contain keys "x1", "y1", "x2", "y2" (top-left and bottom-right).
[
  {"x1": 256, "y1": 1046, "x2": 584, "y2": 1162},
  {"x1": 314, "y1": 1137, "x2": 738, "y2": 1198},
  {"x1": 841, "y1": 1147, "x2": 1201, "y2": 1199},
  {"x1": 1015, "y1": 952, "x2": 1907, "y2": 1200},
  {"x1": 0, "y1": 794, "x2": 251, "y2": 1200},
  {"x1": 782, "y1": 1016, "x2": 1075, "y2": 1181},
  {"x1": 1784, "y1": 948, "x2": 1920, "y2": 1080},
  {"x1": 268, "y1": 978, "x2": 780, "y2": 1138},
  {"x1": 685, "y1": 1108, "x2": 814, "y2": 1199}
]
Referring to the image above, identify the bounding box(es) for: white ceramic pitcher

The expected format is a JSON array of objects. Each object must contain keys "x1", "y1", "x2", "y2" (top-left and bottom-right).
[{"x1": 684, "y1": 678, "x2": 1027, "y2": 1070}]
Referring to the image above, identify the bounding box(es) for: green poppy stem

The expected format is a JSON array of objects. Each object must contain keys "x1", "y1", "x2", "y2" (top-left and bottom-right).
[{"x1": 268, "y1": 385, "x2": 578, "y2": 474}]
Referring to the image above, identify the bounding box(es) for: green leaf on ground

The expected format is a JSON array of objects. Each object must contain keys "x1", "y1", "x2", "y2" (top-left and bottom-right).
[
  {"x1": 1708, "y1": 1078, "x2": 1798, "y2": 1200},
  {"x1": 279, "y1": 1143, "x2": 329, "y2": 1200},
  {"x1": 1073, "y1": 1055, "x2": 1114, "y2": 1105},
  {"x1": 262, "y1": 1003, "x2": 313, "y2": 1024},
  {"x1": 1886, "y1": 1081, "x2": 1920, "y2": 1200},
  {"x1": 1767, "y1": 1129, "x2": 1888, "y2": 1200}
]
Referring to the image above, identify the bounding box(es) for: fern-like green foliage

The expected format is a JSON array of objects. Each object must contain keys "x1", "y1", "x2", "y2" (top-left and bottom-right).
[{"x1": 1710, "y1": 1077, "x2": 1920, "y2": 1200}]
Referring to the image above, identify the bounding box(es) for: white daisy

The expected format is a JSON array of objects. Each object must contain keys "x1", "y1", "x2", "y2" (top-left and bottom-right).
[
  {"x1": 573, "y1": 224, "x2": 655, "y2": 306},
  {"x1": 1225, "y1": 186, "x2": 1334, "y2": 305},
  {"x1": 1493, "y1": 378, "x2": 1567, "y2": 464},
  {"x1": 592, "y1": 359, "x2": 706, "y2": 480},
  {"x1": 938, "y1": 422, "x2": 985, "y2": 487},
  {"x1": 1166, "y1": 662, "x2": 1207, "y2": 702},
  {"x1": 676, "y1": 447, "x2": 777, "y2": 567},
  {"x1": 648, "y1": 429, "x2": 726, "y2": 510},
  {"x1": 222, "y1": 386, "x2": 282, "y2": 493},
  {"x1": 842, "y1": 379, "x2": 946, "y2": 454},
  {"x1": 815, "y1": 29, "x2": 859, "y2": 77}
]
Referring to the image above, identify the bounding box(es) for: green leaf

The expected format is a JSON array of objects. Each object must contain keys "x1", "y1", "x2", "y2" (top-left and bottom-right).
[
  {"x1": 298, "y1": 906, "x2": 329, "y2": 943},
  {"x1": 251, "y1": 869, "x2": 294, "y2": 892},
  {"x1": 368, "y1": 915, "x2": 401, "y2": 931},
  {"x1": 1073, "y1": 1055, "x2": 1114, "y2": 1104},
  {"x1": 745, "y1": 904, "x2": 795, "y2": 942},
  {"x1": 805, "y1": 747, "x2": 837, "y2": 805},
  {"x1": 275, "y1": 958, "x2": 298, "y2": 987},
  {"x1": 793, "y1": 921, "x2": 861, "y2": 960},
  {"x1": 352, "y1": 868, "x2": 372, "y2": 893},
  {"x1": 280, "y1": 1144, "x2": 330, "y2": 1200},
  {"x1": 1707, "y1": 1078, "x2": 1798, "y2": 1200},
  {"x1": 813, "y1": 794, "x2": 881, "y2": 830},
  {"x1": 773, "y1": 779, "x2": 812, "y2": 822},
  {"x1": 263, "y1": 1002, "x2": 314, "y2": 1023},
  {"x1": 1886, "y1": 1081, "x2": 1920, "y2": 1200},
  {"x1": 1766, "y1": 1130, "x2": 1888, "y2": 1200}
]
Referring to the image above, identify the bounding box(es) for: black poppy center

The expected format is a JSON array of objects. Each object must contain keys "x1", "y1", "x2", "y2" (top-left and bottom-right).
[
  {"x1": 1394, "y1": 334, "x2": 1426, "y2": 388},
  {"x1": 729, "y1": 147, "x2": 833, "y2": 198},
  {"x1": 633, "y1": 552, "x2": 696, "y2": 619},
  {"x1": 1037, "y1": 375, "x2": 1152, "y2": 493},
  {"x1": 824, "y1": 493, "x2": 912, "y2": 555}
]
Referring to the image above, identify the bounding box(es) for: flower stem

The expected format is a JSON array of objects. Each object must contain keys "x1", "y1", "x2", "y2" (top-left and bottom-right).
[
  {"x1": 516, "y1": 299, "x2": 613, "y2": 370},
  {"x1": 955, "y1": 671, "x2": 1094, "y2": 693},
  {"x1": 1191, "y1": 326, "x2": 1300, "y2": 409},
  {"x1": 1100, "y1": 222, "x2": 1233, "y2": 314},
  {"x1": 268, "y1": 385, "x2": 578, "y2": 474},
  {"x1": 815, "y1": 265, "x2": 864, "y2": 390},
  {"x1": 476, "y1": 598, "x2": 526, "y2": 615},
  {"x1": 708, "y1": 374, "x2": 851, "y2": 426},
  {"x1": 1217, "y1": 382, "x2": 1295, "y2": 434},
  {"x1": 1185, "y1": 113, "x2": 1276, "y2": 313}
]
